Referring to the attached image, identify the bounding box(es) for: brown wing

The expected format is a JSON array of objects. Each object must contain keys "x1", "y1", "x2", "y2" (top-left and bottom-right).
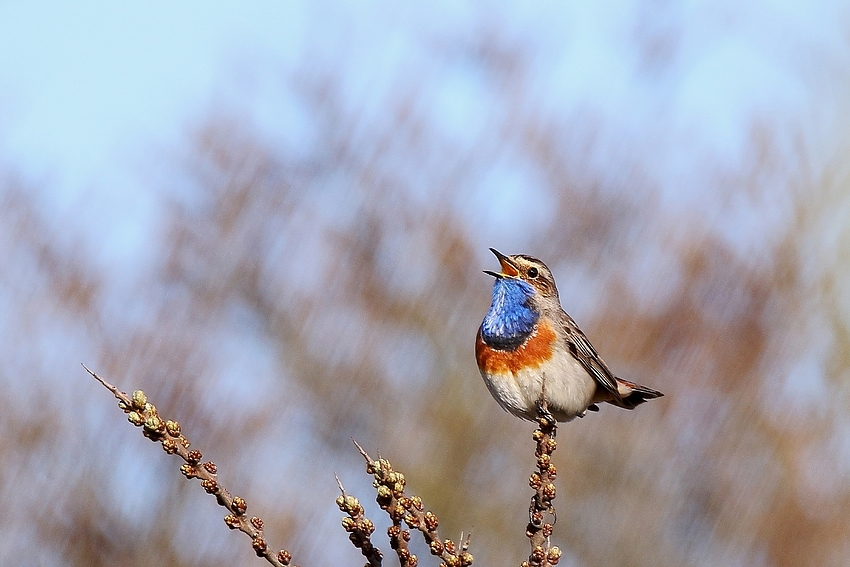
[{"x1": 558, "y1": 310, "x2": 622, "y2": 401}]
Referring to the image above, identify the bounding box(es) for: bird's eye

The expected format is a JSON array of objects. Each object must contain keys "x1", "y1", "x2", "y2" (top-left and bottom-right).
[{"x1": 527, "y1": 267, "x2": 539, "y2": 279}]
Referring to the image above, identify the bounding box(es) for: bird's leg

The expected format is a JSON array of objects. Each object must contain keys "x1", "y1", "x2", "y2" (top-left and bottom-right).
[
  {"x1": 528, "y1": 494, "x2": 558, "y2": 526},
  {"x1": 536, "y1": 374, "x2": 556, "y2": 429},
  {"x1": 535, "y1": 399, "x2": 556, "y2": 428}
]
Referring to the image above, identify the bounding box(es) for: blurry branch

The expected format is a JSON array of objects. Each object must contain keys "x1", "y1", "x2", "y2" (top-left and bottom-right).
[
  {"x1": 83, "y1": 364, "x2": 295, "y2": 567},
  {"x1": 0, "y1": 184, "x2": 100, "y2": 318}
]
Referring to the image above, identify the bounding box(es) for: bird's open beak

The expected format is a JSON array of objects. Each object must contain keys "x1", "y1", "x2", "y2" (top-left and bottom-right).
[{"x1": 484, "y1": 248, "x2": 520, "y2": 278}]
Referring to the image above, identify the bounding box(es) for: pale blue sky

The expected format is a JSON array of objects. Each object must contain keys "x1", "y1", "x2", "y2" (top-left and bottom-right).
[
  {"x1": 0, "y1": 0, "x2": 847, "y2": 236},
  {"x1": 0, "y1": 2, "x2": 307, "y2": 197}
]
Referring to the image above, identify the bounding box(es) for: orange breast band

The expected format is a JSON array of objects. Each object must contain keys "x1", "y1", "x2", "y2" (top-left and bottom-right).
[{"x1": 476, "y1": 321, "x2": 556, "y2": 375}]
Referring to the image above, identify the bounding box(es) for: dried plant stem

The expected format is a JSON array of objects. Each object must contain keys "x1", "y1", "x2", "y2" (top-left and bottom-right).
[
  {"x1": 522, "y1": 398, "x2": 561, "y2": 567},
  {"x1": 352, "y1": 439, "x2": 473, "y2": 567},
  {"x1": 84, "y1": 364, "x2": 295, "y2": 567}
]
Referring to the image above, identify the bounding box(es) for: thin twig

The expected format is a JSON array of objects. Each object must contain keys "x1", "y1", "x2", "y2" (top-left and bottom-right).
[{"x1": 84, "y1": 364, "x2": 295, "y2": 567}]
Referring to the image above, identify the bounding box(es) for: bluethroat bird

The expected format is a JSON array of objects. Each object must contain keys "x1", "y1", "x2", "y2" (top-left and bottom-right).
[{"x1": 476, "y1": 249, "x2": 663, "y2": 422}]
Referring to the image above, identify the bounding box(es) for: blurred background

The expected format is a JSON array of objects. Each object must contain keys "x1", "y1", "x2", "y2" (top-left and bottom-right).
[{"x1": 1, "y1": 1, "x2": 849, "y2": 566}]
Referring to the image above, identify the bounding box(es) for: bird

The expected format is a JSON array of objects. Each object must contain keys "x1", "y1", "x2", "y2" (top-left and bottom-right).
[{"x1": 475, "y1": 248, "x2": 663, "y2": 422}]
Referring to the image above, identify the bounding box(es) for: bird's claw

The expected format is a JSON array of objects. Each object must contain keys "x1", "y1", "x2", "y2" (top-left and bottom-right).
[
  {"x1": 535, "y1": 400, "x2": 556, "y2": 428},
  {"x1": 528, "y1": 496, "x2": 558, "y2": 527}
]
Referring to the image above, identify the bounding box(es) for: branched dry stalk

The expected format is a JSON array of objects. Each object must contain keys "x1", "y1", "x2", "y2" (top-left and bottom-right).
[
  {"x1": 522, "y1": 398, "x2": 561, "y2": 567},
  {"x1": 352, "y1": 439, "x2": 473, "y2": 567},
  {"x1": 83, "y1": 364, "x2": 295, "y2": 567},
  {"x1": 86, "y1": 363, "x2": 502, "y2": 567}
]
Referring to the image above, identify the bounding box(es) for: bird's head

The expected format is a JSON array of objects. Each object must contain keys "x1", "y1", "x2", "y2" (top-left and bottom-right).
[{"x1": 484, "y1": 248, "x2": 560, "y2": 305}]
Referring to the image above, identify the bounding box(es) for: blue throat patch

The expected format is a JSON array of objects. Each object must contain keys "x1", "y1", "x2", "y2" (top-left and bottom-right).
[{"x1": 480, "y1": 278, "x2": 539, "y2": 349}]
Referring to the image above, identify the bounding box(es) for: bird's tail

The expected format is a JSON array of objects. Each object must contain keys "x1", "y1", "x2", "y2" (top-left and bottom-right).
[{"x1": 611, "y1": 378, "x2": 664, "y2": 410}]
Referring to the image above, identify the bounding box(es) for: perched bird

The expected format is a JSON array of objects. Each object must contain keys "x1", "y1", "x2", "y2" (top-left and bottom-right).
[{"x1": 475, "y1": 248, "x2": 663, "y2": 422}]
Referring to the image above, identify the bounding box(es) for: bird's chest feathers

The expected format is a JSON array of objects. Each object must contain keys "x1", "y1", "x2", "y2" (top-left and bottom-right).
[
  {"x1": 478, "y1": 276, "x2": 554, "y2": 369},
  {"x1": 476, "y1": 321, "x2": 557, "y2": 376},
  {"x1": 480, "y1": 278, "x2": 539, "y2": 348}
]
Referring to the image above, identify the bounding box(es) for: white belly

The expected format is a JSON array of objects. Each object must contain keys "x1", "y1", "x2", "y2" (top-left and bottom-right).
[{"x1": 480, "y1": 345, "x2": 598, "y2": 422}]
